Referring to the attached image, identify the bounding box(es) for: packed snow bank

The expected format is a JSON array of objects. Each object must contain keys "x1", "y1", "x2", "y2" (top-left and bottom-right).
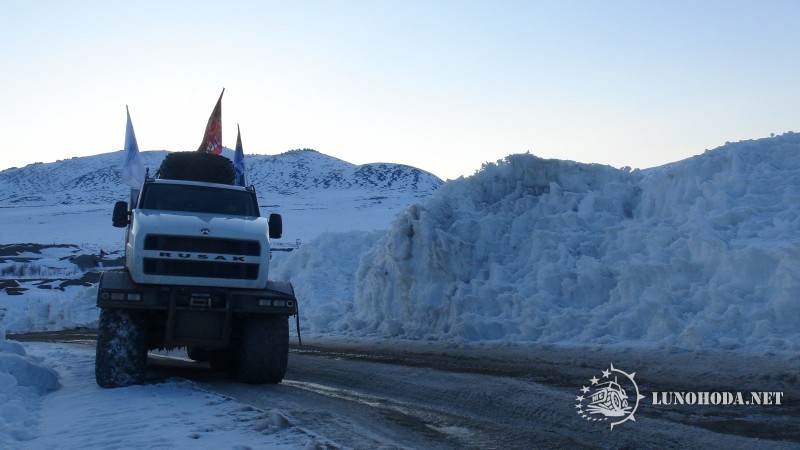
[
  {"x1": 350, "y1": 134, "x2": 800, "y2": 350},
  {"x1": 0, "y1": 285, "x2": 99, "y2": 334},
  {"x1": 270, "y1": 231, "x2": 383, "y2": 333},
  {"x1": 0, "y1": 330, "x2": 60, "y2": 447}
]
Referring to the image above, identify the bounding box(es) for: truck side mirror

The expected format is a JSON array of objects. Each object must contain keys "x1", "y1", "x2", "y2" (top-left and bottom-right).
[
  {"x1": 112, "y1": 201, "x2": 130, "y2": 228},
  {"x1": 268, "y1": 213, "x2": 282, "y2": 239}
]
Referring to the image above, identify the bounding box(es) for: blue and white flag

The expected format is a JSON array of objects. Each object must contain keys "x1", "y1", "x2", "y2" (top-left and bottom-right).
[
  {"x1": 234, "y1": 124, "x2": 246, "y2": 186},
  {"x1": 121, "y1": 106, "x2": 145, "y2": 188}
]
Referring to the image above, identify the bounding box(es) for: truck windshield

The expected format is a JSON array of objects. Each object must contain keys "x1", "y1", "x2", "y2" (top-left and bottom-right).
[{"x1": 140, "y1": 183, "x2": 259, "y2": 217}]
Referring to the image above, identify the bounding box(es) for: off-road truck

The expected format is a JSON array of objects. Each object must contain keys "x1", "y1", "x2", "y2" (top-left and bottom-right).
[{"x1": 95, "y1": 152, "x2": 297, "y2": 388}]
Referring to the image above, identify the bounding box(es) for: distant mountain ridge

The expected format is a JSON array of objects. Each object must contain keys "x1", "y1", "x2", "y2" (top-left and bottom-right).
[{"x1": 0, "y1": 149, "x2": 444, "y2": 205}]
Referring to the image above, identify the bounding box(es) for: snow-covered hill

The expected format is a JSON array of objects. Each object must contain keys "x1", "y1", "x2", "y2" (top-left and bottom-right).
[
  {"x1": 0, "y1": 148, "x2": 443, "y2": 247},
  {"x1": 0, "y1": 148, "x2": 442, "y2": 206},
  {"x1": 246, "y1": 148, "x2": 440, "y2": 195}
]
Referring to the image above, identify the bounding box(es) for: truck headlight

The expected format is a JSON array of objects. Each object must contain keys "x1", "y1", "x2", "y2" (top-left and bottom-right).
[{"x1": 103, "y1": 292, "x2": 141, "y2": 301}]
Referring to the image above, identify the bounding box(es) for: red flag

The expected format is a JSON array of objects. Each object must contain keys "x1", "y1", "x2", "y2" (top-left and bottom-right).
[{"x1": 197, "y1": 88, "x2": 224, "y2": 154}]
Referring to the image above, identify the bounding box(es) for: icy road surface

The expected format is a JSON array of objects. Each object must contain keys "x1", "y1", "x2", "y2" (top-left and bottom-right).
[{"x1": 16, "y1": 335, "x2": 800, "y2": 449}]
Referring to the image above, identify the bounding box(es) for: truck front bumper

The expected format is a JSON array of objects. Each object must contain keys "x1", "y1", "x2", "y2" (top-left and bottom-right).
[{"x1": 96, "y1": 269, "x2": 297, "y2": 316}]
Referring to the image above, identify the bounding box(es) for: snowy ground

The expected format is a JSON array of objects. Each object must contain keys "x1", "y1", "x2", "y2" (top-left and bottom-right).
[
  {"x1": 12, "y1": 342, "x2": 313, "y2": 450},
  {"x1": 1, "y1": 134, "x2": 799, "y2": 447},
  {"x1": 4, "y1": 336, "x2": 798, "y2": 449}
]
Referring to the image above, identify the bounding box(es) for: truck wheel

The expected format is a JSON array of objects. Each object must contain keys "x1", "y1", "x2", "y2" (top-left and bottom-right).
[
  {"x1": 209, "y1": 349, "x2": 237, "y2": 378},
  {"x1": 157, "y1": 151, "x2": 235, "y2": 184},
  {"x1": 237, "y1": 315, "x2": 289, "y2": 384},
  {"x1": 95, "y1": 308, "x2": 149, "y2": 388},
  {"x1": 186, "y1": 346, "x2": 210, "y2": 362}
]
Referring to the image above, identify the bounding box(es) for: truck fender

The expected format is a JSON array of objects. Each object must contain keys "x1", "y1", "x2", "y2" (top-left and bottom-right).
[
  {"x1": 265, "y1": 280, "x2": 301, "y2": 346},
  {"x1": 265, "y1": 280, "x2": 294, "y2": 297},
  {"x1": 98, "y1": 270, "x2": 137, "y2": 292}
]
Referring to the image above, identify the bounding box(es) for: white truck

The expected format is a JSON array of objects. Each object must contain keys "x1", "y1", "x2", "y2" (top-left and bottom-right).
[{"x1": 95, "y1": 152, "x2": 297, "y2": 388}]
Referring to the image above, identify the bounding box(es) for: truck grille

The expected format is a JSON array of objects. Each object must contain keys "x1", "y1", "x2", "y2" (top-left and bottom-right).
[
  {"x1": 143, "y1": 234, "x2": 261, "y2": 280},
  {"x1": 143, "y1": 258, "x2": 259, "y2": 279},
  {"x1": 144, "y1": 235, "x2": 260, "y2": 256}
]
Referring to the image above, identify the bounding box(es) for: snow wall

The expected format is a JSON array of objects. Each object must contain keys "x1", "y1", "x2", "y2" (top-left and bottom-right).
[{"x1": 277, "y1": 133, "x2": 800, "y2": 351}]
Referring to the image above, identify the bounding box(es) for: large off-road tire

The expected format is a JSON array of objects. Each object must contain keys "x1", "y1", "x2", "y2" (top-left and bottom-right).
[
  {"x1": 95, "y1": 308, "x2": 149, "y2": 388},
  {"x1": 236, "y1": 315, "x2": 289, "y2": 384},
  {"x1": 209, "y1": 348, "x2": 238, "y2": 378},
  {"x1": 186, "y1": 346, "x2": 210, "y2": 362},
  {"x1": 157, "y1": 151, "x2": 235, "y2": 184}
]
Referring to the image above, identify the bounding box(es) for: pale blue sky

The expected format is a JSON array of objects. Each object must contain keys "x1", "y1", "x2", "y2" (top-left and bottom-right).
[{"x1": 2, "y1": 1, "x2": 798, "y2": 180}]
